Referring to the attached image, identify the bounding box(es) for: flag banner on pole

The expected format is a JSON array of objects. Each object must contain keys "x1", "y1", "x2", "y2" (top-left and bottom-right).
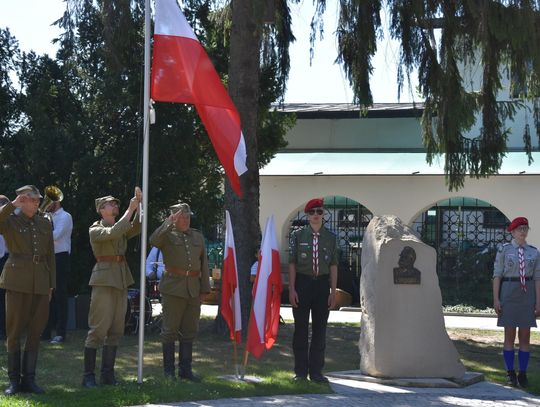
[
  {"x1": 151, "y1": 0, "x2": 247, "y2": 197},
  {"x1": 220, "y1": 210, "x2": 242, "y2": 343},
  {"x1": 246, "y1": 216, "x2": 282, "y2": 358}
]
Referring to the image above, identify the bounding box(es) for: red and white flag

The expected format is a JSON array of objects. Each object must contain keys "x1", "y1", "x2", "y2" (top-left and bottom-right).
[
  {"x1": 246, "y1": 216, "x2": 282, "y2": 358},
  {"x1": 151, "y1": 0, "x2": 248, "y2": 197},
  {"x1": 220, "y1": 210, "x2": 242, "y2": 343}
]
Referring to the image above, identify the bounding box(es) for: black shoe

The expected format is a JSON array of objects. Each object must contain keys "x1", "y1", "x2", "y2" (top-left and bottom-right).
[
  {"x1": 82, "y1": 347, "x2": 98, "y2": 388},
  {"x1": 100, "y1": 346, "x2": 119, "y2": 385},
  {"x1": 292, "y1": 375, "x2": 307, "y2": 382},
  {"x1": 4, "y1": 381, "x2": 20, "y2": 396},
  {"x1": 506, "y1": 370, "x2": 517, "y2": 386},
  {"x1": 20, "y1": 378, "x2": 45, "y2": 394},
  {"x1": 179, "y1": 370, "x2": 201, "y2": 382},
  {"x1": 309, "y1": 374, "x2": 329, "y2": 383},
  {"x1": 517, "y1": 371, "x2": 529, "y2": 388}
]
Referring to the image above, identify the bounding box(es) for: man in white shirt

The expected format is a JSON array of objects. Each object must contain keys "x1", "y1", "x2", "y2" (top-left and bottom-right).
[{"x1": 44, "y1": 201, "x2": 73, "y2": 344}]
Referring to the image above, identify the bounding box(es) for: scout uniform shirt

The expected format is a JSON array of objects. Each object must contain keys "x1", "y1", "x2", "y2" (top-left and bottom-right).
[
  {"x1": 493, "y1": 239, "x2": 540, "y2": 280},
  {"x1": 0, "y1": 202, "x2": 56, "y2": 295},
  {"x1": 88, "y1": 215, "x2": 141, "y2": 289},
  {"x1": 149, "y1": 219, "x2": 211, "y2": 298},
  {"x1": 288, "y1": 225, "x2": 339, "y2": 276}
]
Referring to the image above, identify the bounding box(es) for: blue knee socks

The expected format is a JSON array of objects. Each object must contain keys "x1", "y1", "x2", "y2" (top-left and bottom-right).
[
  {"x1": 518, "y1": 350, "x2": 530, "y2": 373},
  {"x1": 503, "y1": 349, "x2": 515, "y2": 371}
]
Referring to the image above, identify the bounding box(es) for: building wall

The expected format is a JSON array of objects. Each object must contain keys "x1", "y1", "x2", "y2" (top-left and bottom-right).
[
  {"x1": 286, "y1": 117, "x2": 424, "y2": 150},
  {"x1": 260, "y1": 174, "x2": 540, "y2": 259}
]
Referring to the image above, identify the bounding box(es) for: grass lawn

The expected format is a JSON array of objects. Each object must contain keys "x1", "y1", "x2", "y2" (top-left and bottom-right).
[{"x1": 0, "y1": 317, "x2": 538, "y2": 406}]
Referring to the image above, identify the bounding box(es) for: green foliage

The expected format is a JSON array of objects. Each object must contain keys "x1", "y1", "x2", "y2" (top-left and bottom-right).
[{"x1": 323, "y1": 0, "x2": 540, "y2": 190}]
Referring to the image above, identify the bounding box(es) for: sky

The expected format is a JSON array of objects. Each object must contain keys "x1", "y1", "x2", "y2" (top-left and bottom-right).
[{"x1": 0, "y1": 0, "x2": 420, "y2": 104}]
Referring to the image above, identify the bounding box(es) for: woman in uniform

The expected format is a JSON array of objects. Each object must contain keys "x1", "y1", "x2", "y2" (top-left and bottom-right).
[{"x1": 493, "y1": 217, "x2": 540, "y2": 387}]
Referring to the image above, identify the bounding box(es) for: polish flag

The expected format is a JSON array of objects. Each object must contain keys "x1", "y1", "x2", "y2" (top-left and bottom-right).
[
  {"x1": 246, "y1": 216, "x2": 282, "y2": 358},
  {"x1": 220, "y1": 210, "x2": 242, "y2": 343},
  {"x1": 151, "y1": 0, "x2": 248, "y2": 197}
]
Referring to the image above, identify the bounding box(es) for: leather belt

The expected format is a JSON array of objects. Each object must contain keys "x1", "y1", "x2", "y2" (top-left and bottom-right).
[
  {"x1": 95, "y1": 255, "x2": 126, "y2": 263},
  {"x1": 165, "y1": 267, "x2": 201, "y2": 278},
  {"x1": 502, "y1": 277, "x2": 533, "y2": 282},
  {"x1": 9, "y1": 253, "x2": 48, "y2": 264}
]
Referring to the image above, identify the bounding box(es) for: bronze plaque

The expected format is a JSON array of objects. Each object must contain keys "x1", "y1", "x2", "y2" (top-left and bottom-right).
[{"x1": 393, "y1": 246, "x2": 421, "y2": 284}]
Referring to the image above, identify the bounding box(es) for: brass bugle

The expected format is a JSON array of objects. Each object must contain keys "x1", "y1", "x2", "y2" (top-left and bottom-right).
[{"x1": 39, "y1": 185, "x2": 64, "y2": 213}]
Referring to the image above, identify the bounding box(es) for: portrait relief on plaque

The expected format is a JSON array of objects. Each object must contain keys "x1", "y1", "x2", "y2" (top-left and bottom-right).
[{"x1": 393, "y1": 246, "x2": 421, "y2": 284}]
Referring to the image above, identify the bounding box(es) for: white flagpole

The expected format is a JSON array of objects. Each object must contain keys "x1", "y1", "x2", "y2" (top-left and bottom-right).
[{"x1": 137, "y1": 0, "x2": 152, "y2": 384}]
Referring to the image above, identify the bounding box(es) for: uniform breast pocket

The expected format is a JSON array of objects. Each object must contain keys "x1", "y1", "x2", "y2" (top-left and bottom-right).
[
  {"x1": 167, "y1": 234, "x2": 184, "y2": 247},
  {"x1": 321, "y1": 247, "x2": 331, "y2": 264},
  {"x1": 298, "y1": 245, "x2": 311, "y2": 264},
  {"x1": 526, "y1": 256, "x2": 536, "y2": 272},
  {"x1": 505, "y1": 256, "x2": 516, "y2": 270}
]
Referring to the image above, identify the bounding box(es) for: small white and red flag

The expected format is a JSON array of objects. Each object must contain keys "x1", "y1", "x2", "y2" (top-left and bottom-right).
[
  {"x1": 246, "y1": 216, "x2": 282, "y2": 358},
  {"x1": 220, "y1": 210, "x2": 242, "y2": 343}
]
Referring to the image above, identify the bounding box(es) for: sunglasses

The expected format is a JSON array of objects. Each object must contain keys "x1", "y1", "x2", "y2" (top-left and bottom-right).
[{"x1": 308, "y1": 209, "x2": 324, "y2": 215}]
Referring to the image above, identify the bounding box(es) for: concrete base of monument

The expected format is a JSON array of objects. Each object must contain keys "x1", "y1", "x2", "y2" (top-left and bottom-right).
[{"x1": 327, "y1": 370, "x2": 484, "y2": 388}]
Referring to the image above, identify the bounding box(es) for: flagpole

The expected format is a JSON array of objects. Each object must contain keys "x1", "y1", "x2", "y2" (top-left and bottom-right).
[
  {"x1": 242, "y1": 295, "x2": 255, "y2": 371},
  {"x1": 137, "y1": 0, "x2": 152, "y2": 384}
]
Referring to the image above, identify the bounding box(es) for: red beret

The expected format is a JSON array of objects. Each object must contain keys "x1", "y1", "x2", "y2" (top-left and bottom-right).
[
  {"x1": 508, "y1": 217, "x2": 529, "y2": 232},
  {"x1": 304, "y1": 198, "x2": 324, "y2": 213}
]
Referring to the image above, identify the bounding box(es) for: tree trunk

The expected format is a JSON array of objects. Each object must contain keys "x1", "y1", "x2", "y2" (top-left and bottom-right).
[{"x1": 223, "y1": 0, "x2": 262, "y2": 332}]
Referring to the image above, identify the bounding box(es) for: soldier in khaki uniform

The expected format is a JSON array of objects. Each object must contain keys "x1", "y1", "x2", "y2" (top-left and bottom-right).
[
  {"x1": 149, "y1": 202, "x2": 210, "y2": 381},
  {"x1": 289, "y1": 198, "x2": 338, "y2": 383},
  {"x1": 0, "y1": 185, "x2": 56, "y2": 395},
  {"x1": 82, "y1": 187, "x2": 141, "y2": 388}
]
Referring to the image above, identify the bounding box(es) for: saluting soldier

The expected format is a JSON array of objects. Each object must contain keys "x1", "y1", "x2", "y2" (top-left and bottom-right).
[
  {"x1": 288, "y1": 198, "x2": 338, "y2": 383},
  {"x1": 149, "y1": 202, "x2": 210, "y2": 381},
  {"x1": 0, "y1": 185, "x2": 56, "y2": 395},
  {"x1": 82, "y1": 187, "x2": 141, "y2": 388},
  {"x1": 493, "y1": 217, "x2": 540, "y2": 388}
]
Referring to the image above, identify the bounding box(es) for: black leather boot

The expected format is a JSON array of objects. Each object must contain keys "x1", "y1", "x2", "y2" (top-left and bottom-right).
[
  {"x1": 82, "y1": 347, "x2": 98, "y2": 388},
  {"x1": 178, "y1": 341, "x2": 200, "y2": 382},
  {"x1": 100, "y1": 345, "x2": 119, "y2": 385},
  {"x1": 20, "y1": 351, "x2": 45, "y2": 394},
  {"x1": 163, "y1": 342, "x2": 175, "y2": 378},
  {"x1": 506, "y1": 370, "x2": 517, "y2": 386},
  {"x1": 517, "y1": 371, "x2": 529, "y2": 388},
  {"x1": 4, "y1": 351, "x2": 21, "y2": 396}
]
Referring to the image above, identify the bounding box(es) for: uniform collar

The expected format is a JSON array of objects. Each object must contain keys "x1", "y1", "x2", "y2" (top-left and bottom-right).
[
  {"x1": 16, "y1": 211, "x2": 35, "y2": 224},
  {"x1": 511, "y1": 239, "x2": 527, "y2": 248},
  {"x1": 100, "y1": 218, "x2": 115, "y2": 227},
  {"x1": 174, "y1": 227, "x2": 191, "y2": 235}
]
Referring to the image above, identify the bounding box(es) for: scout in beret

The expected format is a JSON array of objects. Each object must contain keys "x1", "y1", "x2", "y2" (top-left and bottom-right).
[
  {"x1": 0, "y1": 185, "x2": 55, "y2": 395},
  {"x1": 288, "y1": 197, "x2": 338, "y2": 383},
  {"x1": 149, "y1": 201, "x2": 210, "y2": 381},
  {"x1": 82, "y1": 187, "x2": 142, "y2": 388},
  {"x1": 493, "y1": 216, "x2": 540, "y2": 387}
]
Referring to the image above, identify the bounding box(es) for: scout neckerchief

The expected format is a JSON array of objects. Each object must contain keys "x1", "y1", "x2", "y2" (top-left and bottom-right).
[
  {"x1": 518, "y1": 246, "x2": 527, "y2": 292},
  {"x1": 312, "y1": 231, "x2": 320, "y2": 277}
]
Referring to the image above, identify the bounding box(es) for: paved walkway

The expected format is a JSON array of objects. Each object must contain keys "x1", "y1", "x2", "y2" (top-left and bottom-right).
[
  {"x1": 137, "y1": 377, "x2": 540, "y2": 406},
  {"x1": 127, "y1": 305, "x2": 540, "y2": 406},
  {"x1": 201, "y1": 304, "x2": 508, "y2": 330}
]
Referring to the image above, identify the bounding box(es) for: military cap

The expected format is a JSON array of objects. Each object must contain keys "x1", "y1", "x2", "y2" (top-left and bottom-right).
[
  {"x1": 304, "y1": 198, "x2": 324, "y2": 213},
  {"x1": 169, "y1": 202, "x2": 193, "y2": 215},
  {"x1": 15, "y1": 185, "x2": 43, "y2": 198},
  {"x1": 95, "y1": 195, "x2": 120, "y2": 213},
  {"x1": 0, "y1": 194, "x2": 9, "y2": 206},
  {"x1": 508, "y1": 217, "x2": 529, "y2": 232}
]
